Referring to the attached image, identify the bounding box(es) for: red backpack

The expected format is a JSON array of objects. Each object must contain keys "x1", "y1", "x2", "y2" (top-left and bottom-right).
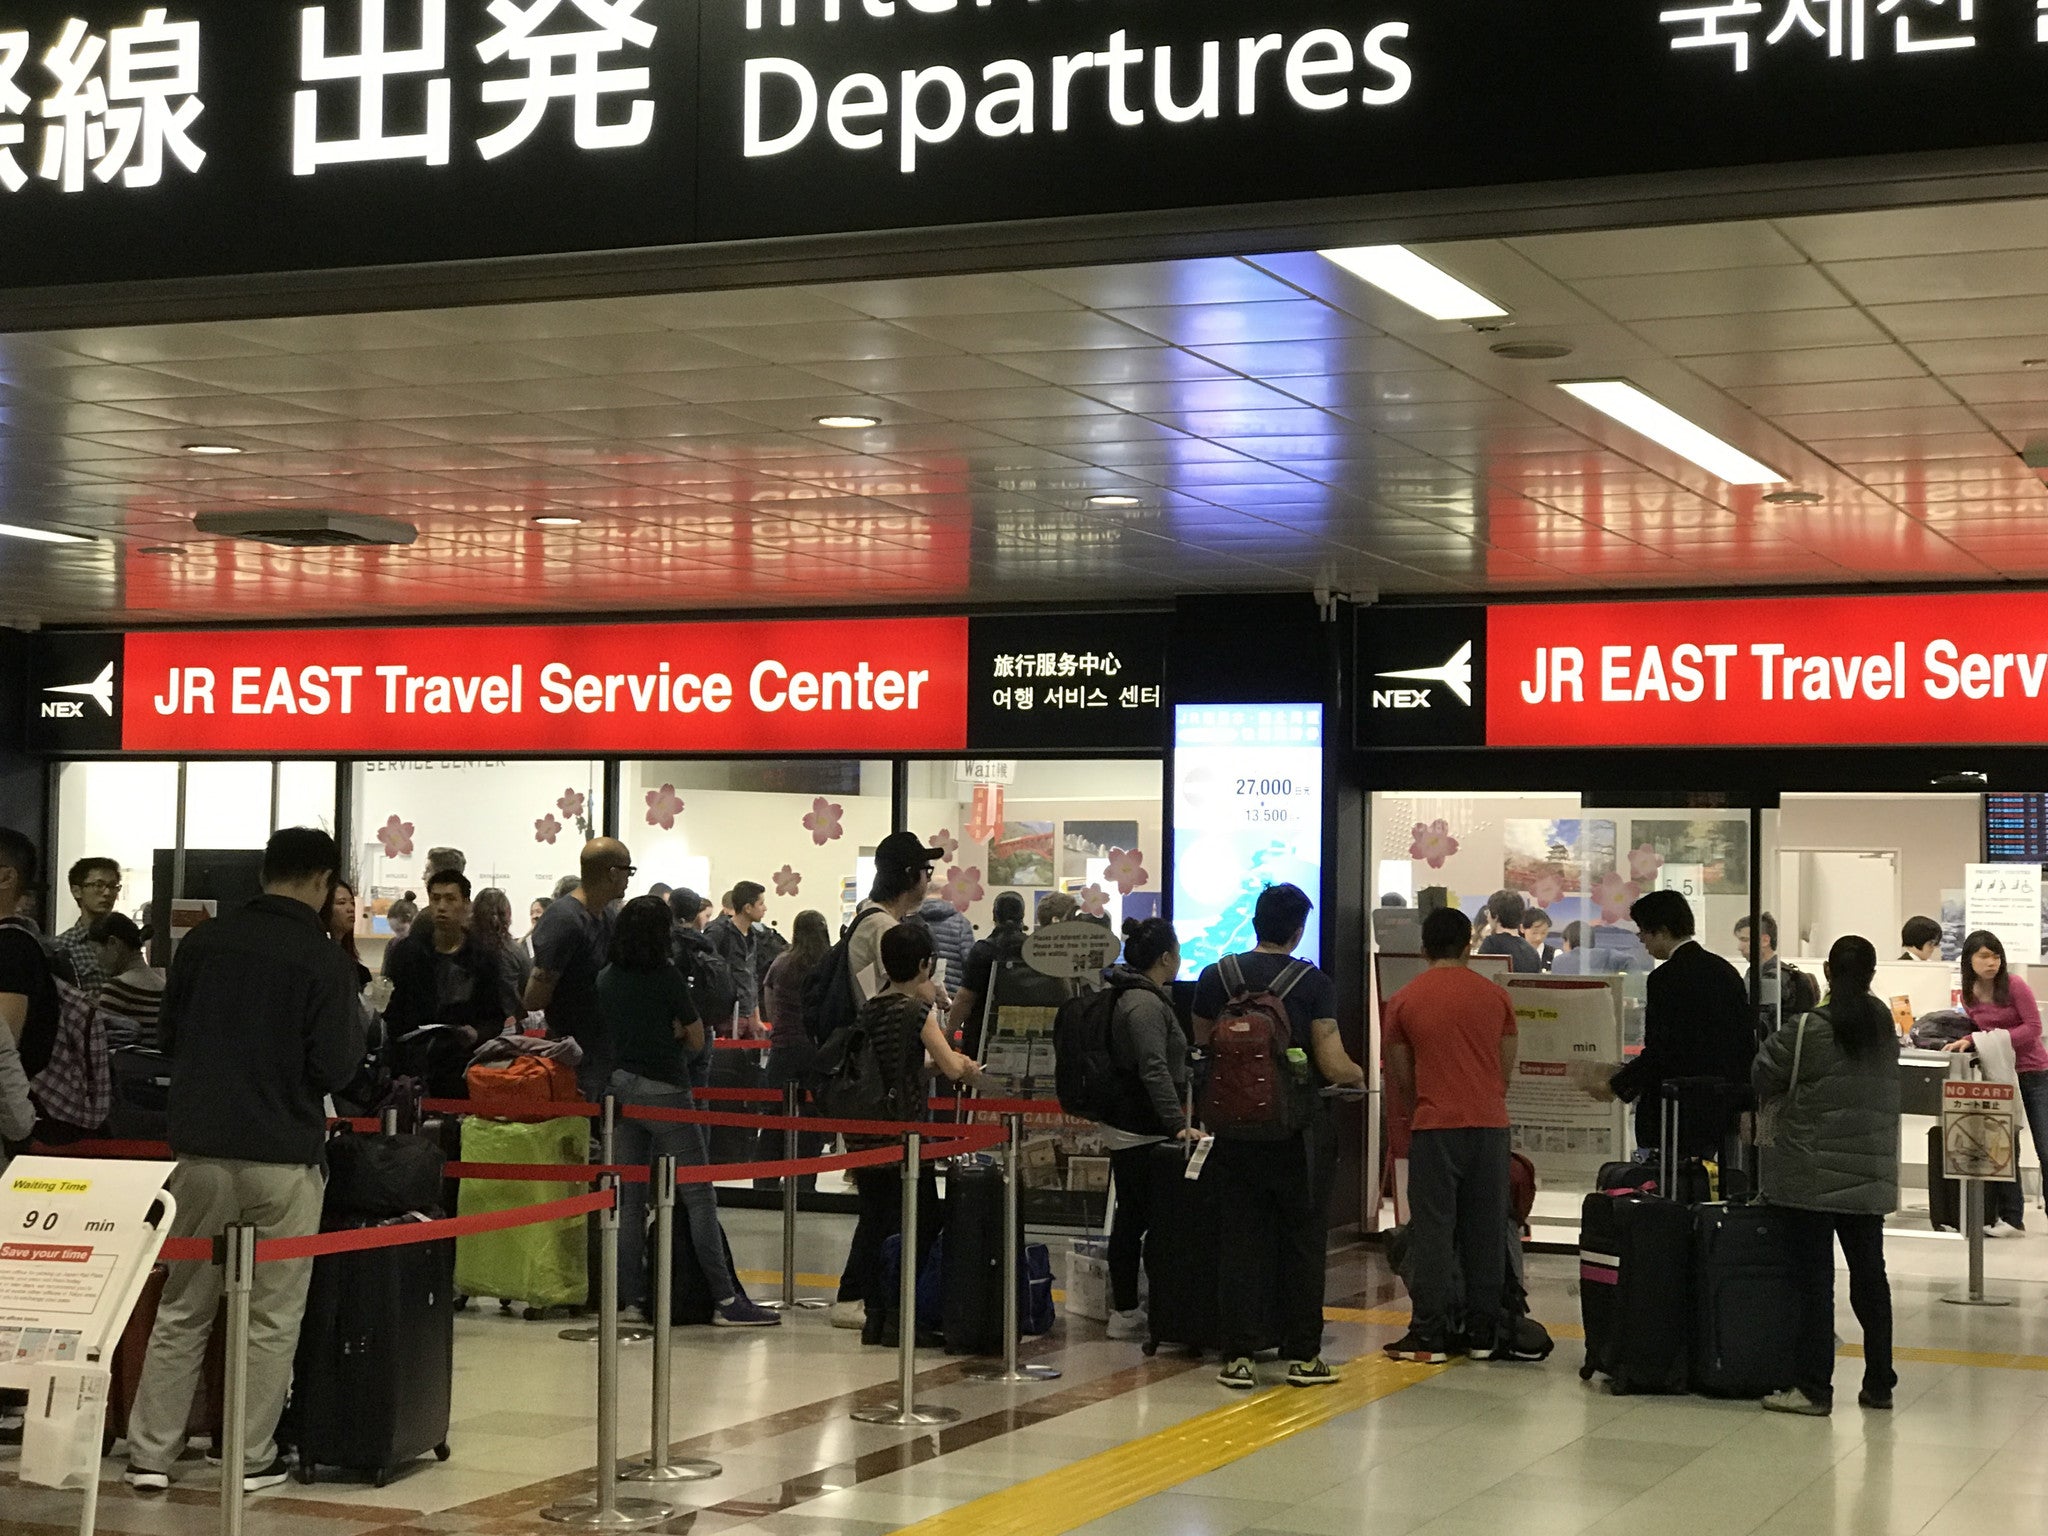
[{"x1": 1200, "y1": 954, "x2": 1313, "y2": 1139}]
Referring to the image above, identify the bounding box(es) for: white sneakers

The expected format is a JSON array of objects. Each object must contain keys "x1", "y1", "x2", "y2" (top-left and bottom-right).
[
  {"x1": 1105, "y1": 1308, "x2": 1149, "y2": 1342},
  {"x1": 829, "y1": 1299, "x2": 865, "y2": 1331}
]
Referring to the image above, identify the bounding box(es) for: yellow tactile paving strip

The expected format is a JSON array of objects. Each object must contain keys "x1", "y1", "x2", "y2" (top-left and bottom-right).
[{"x1": 888, "y1": 1352, "x2": 1453, "y2": 1536}]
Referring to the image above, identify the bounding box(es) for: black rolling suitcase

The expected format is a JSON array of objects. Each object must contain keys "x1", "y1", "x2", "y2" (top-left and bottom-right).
[
  {"x1": 1578, "y1": 1190, "x2": 1692, "y2": 1393},
  {"x1": 706, "y1": 1044, "x2": 767, "y2": 1166},
  {"x1": 941, "y1": 1160, "x2": 1016, "y2": 1355},
  {"x1": 1143, "y1": 1141, "x2": 1223, "y2": 1355},
  {"x1": 1691, "y1": 1202, "x2": 1800, "y2": 1397},
  {"x1": 290, "y1": 1222, "x2": 454, "y2": 1486}
]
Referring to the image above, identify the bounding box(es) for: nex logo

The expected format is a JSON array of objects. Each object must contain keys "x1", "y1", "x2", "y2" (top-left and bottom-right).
[
  {"x1": 1373, "y1": 642, "x2": 1472, "y2": 710},
  {"x1": 41, "y1": 663, "x2": 114, "y2": 720}
]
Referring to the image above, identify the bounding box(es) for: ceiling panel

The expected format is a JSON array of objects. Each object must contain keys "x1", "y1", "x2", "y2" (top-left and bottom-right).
[{"x1": 4, "y1": 200, "x2": 2048, "y2": 624}]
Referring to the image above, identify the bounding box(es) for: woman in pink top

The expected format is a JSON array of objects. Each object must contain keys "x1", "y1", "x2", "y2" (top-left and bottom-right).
[{"x1": 1955, "y1": 931, "x2": 2048, "y2": 1234}]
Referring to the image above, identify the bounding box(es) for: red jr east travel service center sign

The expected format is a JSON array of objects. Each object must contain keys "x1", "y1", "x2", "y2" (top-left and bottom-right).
[
  {"x1": 118, "y1": 618, "x2": 964, "y2": 755},
  {"x1": 26, "y1": 612, "x2": 1168, "y2": 756},
  {"x1": 1359, "y1": 591, "x2": 2048, "y2": 750}
]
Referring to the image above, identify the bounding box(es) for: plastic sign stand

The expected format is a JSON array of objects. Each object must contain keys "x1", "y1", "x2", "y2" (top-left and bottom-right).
[
  {"x1": 1021, "y1": 921, "x2": 1122, "y2": 982},
  {"x1": 0, "y1": 1156, "x2": 178, "y2": 1536}
]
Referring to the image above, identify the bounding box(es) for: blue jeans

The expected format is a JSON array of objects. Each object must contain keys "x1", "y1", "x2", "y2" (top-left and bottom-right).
[{"x1": 610, "y1": 1071, "x2": 736, "y2": 1311}]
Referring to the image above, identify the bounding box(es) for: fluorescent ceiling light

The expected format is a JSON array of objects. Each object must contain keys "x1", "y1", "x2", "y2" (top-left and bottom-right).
[
  {"x1": 532, "y1": 515, "x2": 583, "y2": 527},
  {"x1": 814, "y1": 414, "x2": 880, "y2": 429},
  {"x1": 1087, "y1": 494, "x2": 1143, "y2": 508},
  {"x1": 1555, "y1": 379, "x2": 1785, "y2": 486},
  {"x1": 1319, "y1": 245, "x2": 1507, "y2": 321},
  {"x1": 181, "y1": 442, "x2": 242, "y2": 455},
  {"x1": 0, "y1": 521, "x2": 93, "y2": 544}
]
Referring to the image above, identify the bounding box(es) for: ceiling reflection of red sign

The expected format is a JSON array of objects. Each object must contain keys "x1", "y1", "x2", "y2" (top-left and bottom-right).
[{"x1": 121, "y1": 616, "x2": 969, "y2": 755}]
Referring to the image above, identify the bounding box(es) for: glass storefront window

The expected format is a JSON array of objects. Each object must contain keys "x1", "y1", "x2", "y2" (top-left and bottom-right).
[
  {"x1": 54, "y1": 759, "x2": 340, "y2": 948},
  {"x1": 1369, "y1": 791, "x2": 1767, "y2": 1239},
  {"x1": 53, "y1": 761, "x2": 180, "y2": 935},
  {"x1": 619, "y1": 759, "x2": 893, "y2": 930},
  {"x1": 349, "y1": 760, "x2": 606, "y2": 967},
  {"x1": 904, "y1": 758, "x2": 1165, "y2": 938}
]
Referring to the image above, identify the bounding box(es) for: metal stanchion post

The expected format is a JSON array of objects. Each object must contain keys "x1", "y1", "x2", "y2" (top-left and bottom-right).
[
  {"x1": 624, "y1": 1157, "x2": 721, "y2": 1484},
  {"x1": 217, "y1": 1224, "x2": 254, "y2": 1536},
  {"x1": 966, "y1": 1114, "x2": 1059, "y2": 1383},
  {"x1": 543, "y1": 1177, "x2": 674, "y2": 1528},
  {"x1": 1943, "y1": 1180, "x2": 2015, "y2": 1307},
  {"x1": 852, "y1": 1134, "x2": 960, "y2": 1427},
  {"x1": 765, "y1": 1082, "x2": 827, "y2": 1311},
  {"x1": 567, "y1": 1095, "x2": 650, "y2": 1343}
]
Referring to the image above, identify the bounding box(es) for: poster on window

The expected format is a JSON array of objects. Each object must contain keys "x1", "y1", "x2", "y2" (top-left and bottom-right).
[
  {"x1": 1966, "y1": 863, "x2": 2042, "y2": 965},
  {"x1": 1501, "y1": 976, "x2": 1628, "y2": 1184}
]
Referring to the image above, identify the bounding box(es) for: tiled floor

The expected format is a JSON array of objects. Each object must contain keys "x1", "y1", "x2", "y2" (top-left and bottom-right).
[{"x1": 3, "y1": 1207, "x2": 2046, "y2": 1536}]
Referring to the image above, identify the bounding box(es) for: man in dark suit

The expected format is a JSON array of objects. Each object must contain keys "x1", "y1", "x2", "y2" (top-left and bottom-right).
[{"x1": 1608, "y1": 889, "x2": 1754, "y2": 1155}]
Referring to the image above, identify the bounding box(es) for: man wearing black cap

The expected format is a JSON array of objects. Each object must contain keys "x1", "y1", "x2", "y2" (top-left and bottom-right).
[{"x1": 849, "y1": 832, "x2": 948, "y2": 1006}]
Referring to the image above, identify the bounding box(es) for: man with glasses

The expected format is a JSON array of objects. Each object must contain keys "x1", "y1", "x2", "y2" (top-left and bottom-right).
[
  {"x1": 527, "y1": 837, "x2": 634, "y2": 1102},
  {"x1": 57, "y1": 857, "x2": 123, "y2": 994}
]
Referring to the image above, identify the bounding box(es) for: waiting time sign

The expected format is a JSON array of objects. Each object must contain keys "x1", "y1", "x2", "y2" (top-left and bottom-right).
[{"x1": 1359, "y1": 591, "x2": 2048, "y2": 750}]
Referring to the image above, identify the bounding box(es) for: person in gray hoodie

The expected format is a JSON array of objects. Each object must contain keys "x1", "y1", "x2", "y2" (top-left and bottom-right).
[
  {"x1": 917, "y1": 895, "x2": 976, "y2": 996},
  {"x1": 1101, "y1": 917, "x2": 1200, "y2": 1341},
  {"x1": 1753, "y1": 932, "x2": 1900, "y2": 1417}
]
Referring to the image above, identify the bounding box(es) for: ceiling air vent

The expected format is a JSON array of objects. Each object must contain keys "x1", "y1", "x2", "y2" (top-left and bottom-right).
[{"x1": 193, "y1": 511, "x2": 418, "y2": 548}]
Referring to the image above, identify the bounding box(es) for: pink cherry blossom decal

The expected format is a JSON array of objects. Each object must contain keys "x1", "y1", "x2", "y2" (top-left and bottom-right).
[
  {"x1": 1104, "y1": 847, "x2": 1149, "y2": 895},
  {"x1": 1529, "y1": 870, "x2": 1567, "y2": 909},
  {"x1": 645, "y1": 784, "x2": 685, "y2": 832},
  {"x1": 1409, "y1": 819, "x2": 1459, "y2": 869},
  {"x1": 535, "y1": 814, "x2": 562, "y2": 846},
  {"x1": 557, "y1": 788, "x2": 587, "y2": 821},
  {"x1": 803, "y1": 797, "x2": 845, "y2": 847},
  {"x1": 1592, "y1": 872, "x2": 1642, "y2": 925},
  {"x1": 377, "y1": 816, "x2": 414, "y2": 859},
  {"x1": 938, "y1": 865, "x2": 984, "y2": 913},
  {"x1": 773, "y1": 866, "x2": 802, "y2": 897},
  {"x1": 929, "y1": 829, "x2": 960, "y2": 862},
  {"x1": 1079, "y1": 883, "x2": 1110, "y2": 918},
  {"x1": 1626, "y1": 843, "x2": 1665, "y2": 883}
]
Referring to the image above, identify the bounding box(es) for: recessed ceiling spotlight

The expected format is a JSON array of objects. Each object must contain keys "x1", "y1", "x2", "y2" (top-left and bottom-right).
[
  {"x1": 1087, "y1": 494, "x2": 1144, "y2": 508},
  {"x1": 1318, "y1": 245, "x2": 1508, "y2": 321},
  {"x1": 532, "y1": 515, "x2": 584, "y2": 527},
  {"x1": 0, "y1": 521, "x2": 95, "y2": 544},
  {"x1": 1490, "y1": 340, "x2": 1575, "y2": 361},
  {"x1": 181, "y1": 442, "x2": 242, "y2": 455},
  {"x1": 814, "y1": 413, "x2": 880, "y2": 429},
  {"x1": 1555, "y1": 379, "x2": 1785, "y2": 486},
  {"x1": 1762, "y1": 489, "x2": 1826, "y2": 505}
]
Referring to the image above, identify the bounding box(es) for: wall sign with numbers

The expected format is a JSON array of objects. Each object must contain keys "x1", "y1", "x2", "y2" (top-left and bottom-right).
[{"x1": 2, "y1": 0, "x2": 2048, "y2": 292}]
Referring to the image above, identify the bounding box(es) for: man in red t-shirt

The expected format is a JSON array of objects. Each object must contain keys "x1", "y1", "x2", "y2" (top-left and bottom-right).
[{"x1": 1382, "y1": 905, "x2": 1519, "y2": 1363}]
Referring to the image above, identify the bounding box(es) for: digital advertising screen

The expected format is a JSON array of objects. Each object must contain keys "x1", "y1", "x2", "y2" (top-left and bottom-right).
[{"x1": 1172, "y1": 704, "x2": 1325, "y2": 982}]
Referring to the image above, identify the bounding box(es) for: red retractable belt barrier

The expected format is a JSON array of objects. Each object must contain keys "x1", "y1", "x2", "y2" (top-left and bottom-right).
[{"x1": 157, "y1": 1187, "x2": 614, "y2": 1264}]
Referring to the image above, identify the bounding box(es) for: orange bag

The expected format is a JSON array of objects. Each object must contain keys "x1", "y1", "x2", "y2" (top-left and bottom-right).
[{"x1": 466, "y1": 1054, "x2": 579, "y2": 1103}]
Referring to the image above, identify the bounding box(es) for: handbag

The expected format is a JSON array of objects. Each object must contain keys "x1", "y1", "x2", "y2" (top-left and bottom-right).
[{"x1": 1753, "y1": 1014, "x2": 1808, "y2": 1148}]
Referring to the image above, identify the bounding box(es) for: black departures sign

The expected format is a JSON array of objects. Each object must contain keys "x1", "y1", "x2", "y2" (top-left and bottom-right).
[
  {"x1": 966, "y1": 612, "x2": 1164, "y2": 751},
  {"x1": 1356, "y1": 604, "x2": 1486, "y2": 750},
  {"x1": 25, "y1": 631, "x2": 122, "y2": 754},
  {"x1": 1, "y1": 0, "x2": 2047, "y2": 287}
]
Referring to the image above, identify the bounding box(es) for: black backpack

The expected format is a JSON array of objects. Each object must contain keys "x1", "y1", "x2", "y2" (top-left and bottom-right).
[
  {"x1": 803, "y1": 906, "x2": 888, "y2": 1046},
  {"x1": 689, "y1": 949, "x2": 737, "y2": 1032},
  {"x1": 1054, "y1": 981, "x2": 1142, "y2": 1125},
  {"x1": 814, "y1": 1011, "x2": 898, "y2": 1120}
]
